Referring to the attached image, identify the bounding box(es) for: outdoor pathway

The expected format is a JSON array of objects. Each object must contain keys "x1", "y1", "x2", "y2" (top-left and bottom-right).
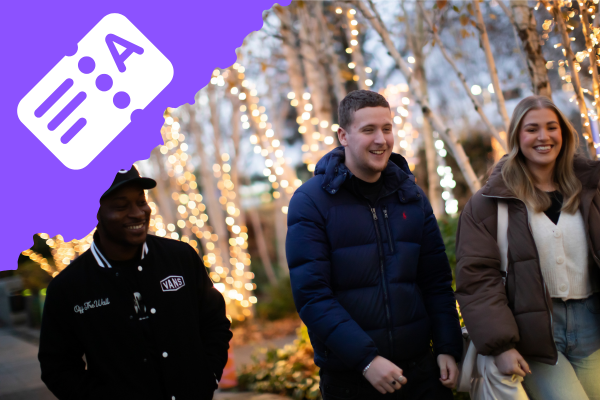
[{"x1": 0, "y1": 328, "x2": 293, "y2": 400}]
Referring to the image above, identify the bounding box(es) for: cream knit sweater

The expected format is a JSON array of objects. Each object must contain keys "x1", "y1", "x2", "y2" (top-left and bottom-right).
[{"x1": 526, "y1": 206, "x2": 592, "y2": 300}]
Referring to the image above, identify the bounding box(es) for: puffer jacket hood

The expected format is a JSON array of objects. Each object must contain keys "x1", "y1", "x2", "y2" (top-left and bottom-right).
[
  {"x1": 315, "y1": 146, "x2": 417, "y2": 199},
  {"x1": 456, "y1": 155, "x2": 600, "y2": 364},
  {"x1": 286, "y1": 147, "x2": 463, "y2": 373}
]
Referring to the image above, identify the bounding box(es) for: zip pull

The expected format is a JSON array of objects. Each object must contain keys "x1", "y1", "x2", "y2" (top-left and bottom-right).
[
  {"x1": 383, "y1": 208, "x2": 389, "y2": 219},
  {"x1": 371, "y1": 208, "x2": 378, "y2": 220}
]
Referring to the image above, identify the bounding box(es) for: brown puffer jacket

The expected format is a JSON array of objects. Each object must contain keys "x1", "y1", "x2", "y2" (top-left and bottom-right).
[{"x1": 455, "y1": 156, "x2": 600, "y2": 364}]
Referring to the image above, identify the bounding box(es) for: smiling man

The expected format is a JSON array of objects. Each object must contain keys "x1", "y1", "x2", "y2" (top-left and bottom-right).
[
  {"x1": 38, "y1": 166, "x2": 232, "y2": 400},
  {"x1": 286, "y1": 90, "x2": 463, "y2": 399}
]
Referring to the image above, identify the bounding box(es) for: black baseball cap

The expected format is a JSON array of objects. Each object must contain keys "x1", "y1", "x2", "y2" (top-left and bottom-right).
[{"x1": 101, "y1": 165, "x2": 156, "y2": 200}]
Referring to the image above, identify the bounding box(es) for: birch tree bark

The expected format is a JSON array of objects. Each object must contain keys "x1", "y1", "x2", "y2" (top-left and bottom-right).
[
  {"x1": 186, "y1": 103, "x2": 231, "y2": 275},
  {"x1": 551, "y1": 1, "x2": 593, "y2": 146},
  {"x1": 353, "y1": 0, "x2": 481, "y2": 193},
  {"x1": 317, "y1": 4, "x2": 347, "y2": 103},
  {"x1": 273, "y1": 5, "x2": 320, "y2": 164},
  {"x1": 407, "y1": 10, "x2": 444, "y2": 217},
  {"x1": 473, "y1": 0, "x2": 511, "y2": 132},
  {"x1": 504, "y1": 0, "x2": 553, "y2": 98},
  {"x1": 419, "y1": 4, "x2": 508, "y2": 151},
  {"x1": 150, "y1": 151, "x2": 175, "y2": 225},
  {"x1": 297, "y1": 2, "x2": 336, "y2": 149},
  {"x1": 248, "y1": 208, "x2": 277, "y2": 285}
]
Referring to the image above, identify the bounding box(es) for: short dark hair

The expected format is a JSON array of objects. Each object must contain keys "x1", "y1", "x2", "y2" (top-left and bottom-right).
[{"x1": 338, "y1": 90, "x2": 390, "y2": 130}]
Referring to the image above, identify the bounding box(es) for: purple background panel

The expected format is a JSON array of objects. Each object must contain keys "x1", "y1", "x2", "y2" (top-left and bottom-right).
[{"x1": 0, "y1": 0, "x2": 291, "y2": 271}]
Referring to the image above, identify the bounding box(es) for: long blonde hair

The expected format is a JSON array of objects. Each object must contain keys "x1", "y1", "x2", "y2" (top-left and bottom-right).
[{"x1": 501, "y1": 96, "x2": 581, "y2": 213}]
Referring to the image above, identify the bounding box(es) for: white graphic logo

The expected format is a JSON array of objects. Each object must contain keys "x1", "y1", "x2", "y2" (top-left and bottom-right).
[
  {"x1": 160, "y1": 275, "x2": 185, "y2": 292},
  {"x1": 74, "y1": 297, "x2": 110, "y2": 314},
  {"x1": 17, "y1": 13, "x2": 174, "y2": 170}
]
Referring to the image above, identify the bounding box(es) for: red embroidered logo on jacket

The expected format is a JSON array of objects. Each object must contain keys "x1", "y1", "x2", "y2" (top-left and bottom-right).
[{"x1": 160, "y1": 275, "x2": 185, "y2": 292}]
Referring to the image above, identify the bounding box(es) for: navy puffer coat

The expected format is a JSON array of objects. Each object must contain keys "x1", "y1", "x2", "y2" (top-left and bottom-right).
[{"x1": 286, "y1": 147, "x2": 462, "y2": 373}]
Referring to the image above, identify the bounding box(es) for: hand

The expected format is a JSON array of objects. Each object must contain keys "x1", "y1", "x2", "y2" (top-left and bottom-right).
[
  {"x1": 437, "y1": 354, "x2": 459, "y2": 389},
  {"x1": 364, "y1": 356, "x2": 407, "y2": 394},
  {"x1": 494, "y1": 349, "x2": 531, "y2": 377}
]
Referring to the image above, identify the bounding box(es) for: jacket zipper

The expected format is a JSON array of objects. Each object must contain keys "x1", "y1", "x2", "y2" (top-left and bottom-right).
[
  {"x1": 382, "y1": 206, "x2": 395, "y2": 254},
  {"x1": 370, "y1": 206, "x2": 395, "y2": 352},
  {"x1": 482, "y1": 194, "x2": 559, "y2": 364}
]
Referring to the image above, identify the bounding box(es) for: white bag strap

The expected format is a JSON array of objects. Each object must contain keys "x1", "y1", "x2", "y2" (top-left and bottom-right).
[{"x1": 497, "y1": 200, "x2": 509, "y2": 285}]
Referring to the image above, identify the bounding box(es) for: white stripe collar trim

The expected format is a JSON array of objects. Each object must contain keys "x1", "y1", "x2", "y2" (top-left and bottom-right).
[{"x1": 91, "y1": 241, "x2": 149, "y2": 268}]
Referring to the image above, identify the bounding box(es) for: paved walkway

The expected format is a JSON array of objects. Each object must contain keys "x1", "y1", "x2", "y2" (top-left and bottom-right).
[{"x1": 0, "y1": 328, "x2": 293, "y2": 400}]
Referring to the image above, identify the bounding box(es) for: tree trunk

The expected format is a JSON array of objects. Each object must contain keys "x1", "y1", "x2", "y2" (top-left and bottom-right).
[
  {"x1": 274, "y1": 195, "x2": 289, "y2": 274},
  {"x1": 507, "y1": 0, "x2": 552, "y2": 98},
  {"x1": 342, "y1": 4, "x2": 368, "y2": 91},
  {"x1": 473, "y1": 0, "x2": 511, "y2": 132},
  {"x1": 552, "y1": 1, "x2": 594, "y2": 152},
  {"x1": 297, "y1": 2, "x2": 336, "y2": 152},
  {"x1": 318, "y1": 4, "x2": 347, "y2": 103},
  {"x1": 150, "y1": 151, "x2": 175, "y2": 225},
  {"x1": 248, "y1": 208, "x2": 277, "y2": 285},
  {"x1": 274, "y1": 5, "x2": 321, "y2": 165},
  {"x1": 419, "y1": 3, "x2": 508, "y2": 152},
  {"x1": 410, "y1": 11, "x2": 443, "y2": 217},
  {"x1": 186, "y1": 104, "x2": 231, "y2": 276},
  {"x1": 354, "y1": 0, "x2": 481, "y2": 193}
]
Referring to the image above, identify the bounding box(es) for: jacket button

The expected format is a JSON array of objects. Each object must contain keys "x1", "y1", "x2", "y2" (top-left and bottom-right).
[
  {"x1": 554, "y1": 230, "x2": 561, "y2": 238},
  {"x1": 163, "y1": 352, "x2": 168, "y2": 358},
  {"x1": 402, "y1": 197, "x2": 406, "y2": 201},
  {"x1": 138, "y1": 266, "x2": 143, "y2": 271},
  {"x1": 129, "y1": 316, "x2": 133, "y2": 320},
  {"x1": 143, "y1": 358, "x2": 147, "y2": 362},
  {"x1": 560, "y1": 283, "x2": 567, "y2": 292},
  {"x1": 557, "y1": 256, "x2": 564, "y2": 264},
  {"x1": 151, "y1": 308, "x2": 156, "y2": 314}
]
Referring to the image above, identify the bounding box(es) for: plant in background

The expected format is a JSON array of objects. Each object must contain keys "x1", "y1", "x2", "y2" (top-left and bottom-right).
[
  {"x1": 256, "y1": 277, "x2": 297, "y2": 321},
  {"x1": 238, "y1": 324, "x2": 321, "y2": 400}
]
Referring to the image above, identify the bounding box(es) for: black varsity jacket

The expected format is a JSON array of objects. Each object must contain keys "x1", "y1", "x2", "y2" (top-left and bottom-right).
[{"x1": 38, "y1": 234, "x2": 232, "y2": 400}]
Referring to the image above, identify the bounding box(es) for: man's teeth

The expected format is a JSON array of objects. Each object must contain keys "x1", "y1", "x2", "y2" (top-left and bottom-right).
[
  {"x1": 370, "y1": 150, "x2": 385, "y2": 154},
  {"x1": 535, "y1": 146, "x2": 551, "y2": 151},
  {"x1": 128, "y1": 224, "x2": 144, "y2": 230}
]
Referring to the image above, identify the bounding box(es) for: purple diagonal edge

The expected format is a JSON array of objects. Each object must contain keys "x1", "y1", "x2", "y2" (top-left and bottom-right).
[
  {"x1": 34, "y1": 78, "x2": 74, "y2": 118},
  {"x1": 61, "y1": 117, "x2": 87, "y2": 144},
  {"x1": 47, "y1": 91, "x2": 87, "y2": 131}
]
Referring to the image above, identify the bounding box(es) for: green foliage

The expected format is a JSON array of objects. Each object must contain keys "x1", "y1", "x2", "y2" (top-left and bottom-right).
[
  {"x1": 438, "y1": 215, "x2": 465, "y2": 327},
  {"x1": 257, "y1": 277, "x2": 298, "y2": 321},
  {"x1": 437, "y1": 215, "x2": 459, "y2": 289},
  {"x1": 238, "y1": 324, "x2": 321, "y2": 400}
]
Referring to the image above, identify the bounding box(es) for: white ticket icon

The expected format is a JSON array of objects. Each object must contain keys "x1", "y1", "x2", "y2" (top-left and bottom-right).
[{"x1": 17, "y1": 13, "x2": 174, "y2": 170}]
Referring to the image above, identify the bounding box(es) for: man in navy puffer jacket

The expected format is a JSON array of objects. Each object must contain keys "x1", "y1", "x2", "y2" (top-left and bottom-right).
[{"x1": 286, "y1": 91, "x2": 462, "y2": 399}]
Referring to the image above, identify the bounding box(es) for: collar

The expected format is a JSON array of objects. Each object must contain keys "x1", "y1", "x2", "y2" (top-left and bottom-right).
[
  {"x1": 315, "y1": 146, "x2": 415, "y2": 197},
  {"x1": 91, "y1": 240, "x2": 148, "y2": 268}
]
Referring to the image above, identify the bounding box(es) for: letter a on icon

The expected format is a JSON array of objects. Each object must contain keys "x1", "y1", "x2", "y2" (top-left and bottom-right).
[{"x1": 105, "y1": 34, "x2": 144, "y2": 72}]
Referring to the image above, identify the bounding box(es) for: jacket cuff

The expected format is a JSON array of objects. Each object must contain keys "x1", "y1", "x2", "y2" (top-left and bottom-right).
[
  {"x1": 356, "y1": 351, "x2": 378, "y2": 374},
  {"x1": 489, "y1": 342, "x2": 517, "y2": 356}
]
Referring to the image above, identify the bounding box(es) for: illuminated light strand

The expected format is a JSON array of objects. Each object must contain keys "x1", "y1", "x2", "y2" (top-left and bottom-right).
[
  {"x1": 382, "y1": 83, "x2": 457, "y2": 214},
  {"x1": 540, "y1": 0, "x2": 599, "y2": 157},
  {"x1": 227, "y1": 64, "x2": 303, "y2": 213},
  {"x1": 160, "y1": 110, "x2": 257, "y2": 317},
  {"x1": 340, "y1": 6, "x2": 374, "y2": 89}
]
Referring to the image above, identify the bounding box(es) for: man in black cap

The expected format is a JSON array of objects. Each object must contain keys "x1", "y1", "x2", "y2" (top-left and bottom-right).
[{"x1": 38, "y1": 166, "x2": 232, "y2": 400}]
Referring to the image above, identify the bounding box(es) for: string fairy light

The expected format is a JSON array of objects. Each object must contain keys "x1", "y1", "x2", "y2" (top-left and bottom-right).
[
  {"x1": 226, "y1": 64, "x2": 304, "y2": 213},
  {"x1": 159, "y1": 108, "x2": 256, "y2": 320}
]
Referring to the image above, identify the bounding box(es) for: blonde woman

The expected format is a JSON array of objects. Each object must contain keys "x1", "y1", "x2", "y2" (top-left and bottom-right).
[{"x1": 455, "y1": 96, "x2": 600, "y2": 400}]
